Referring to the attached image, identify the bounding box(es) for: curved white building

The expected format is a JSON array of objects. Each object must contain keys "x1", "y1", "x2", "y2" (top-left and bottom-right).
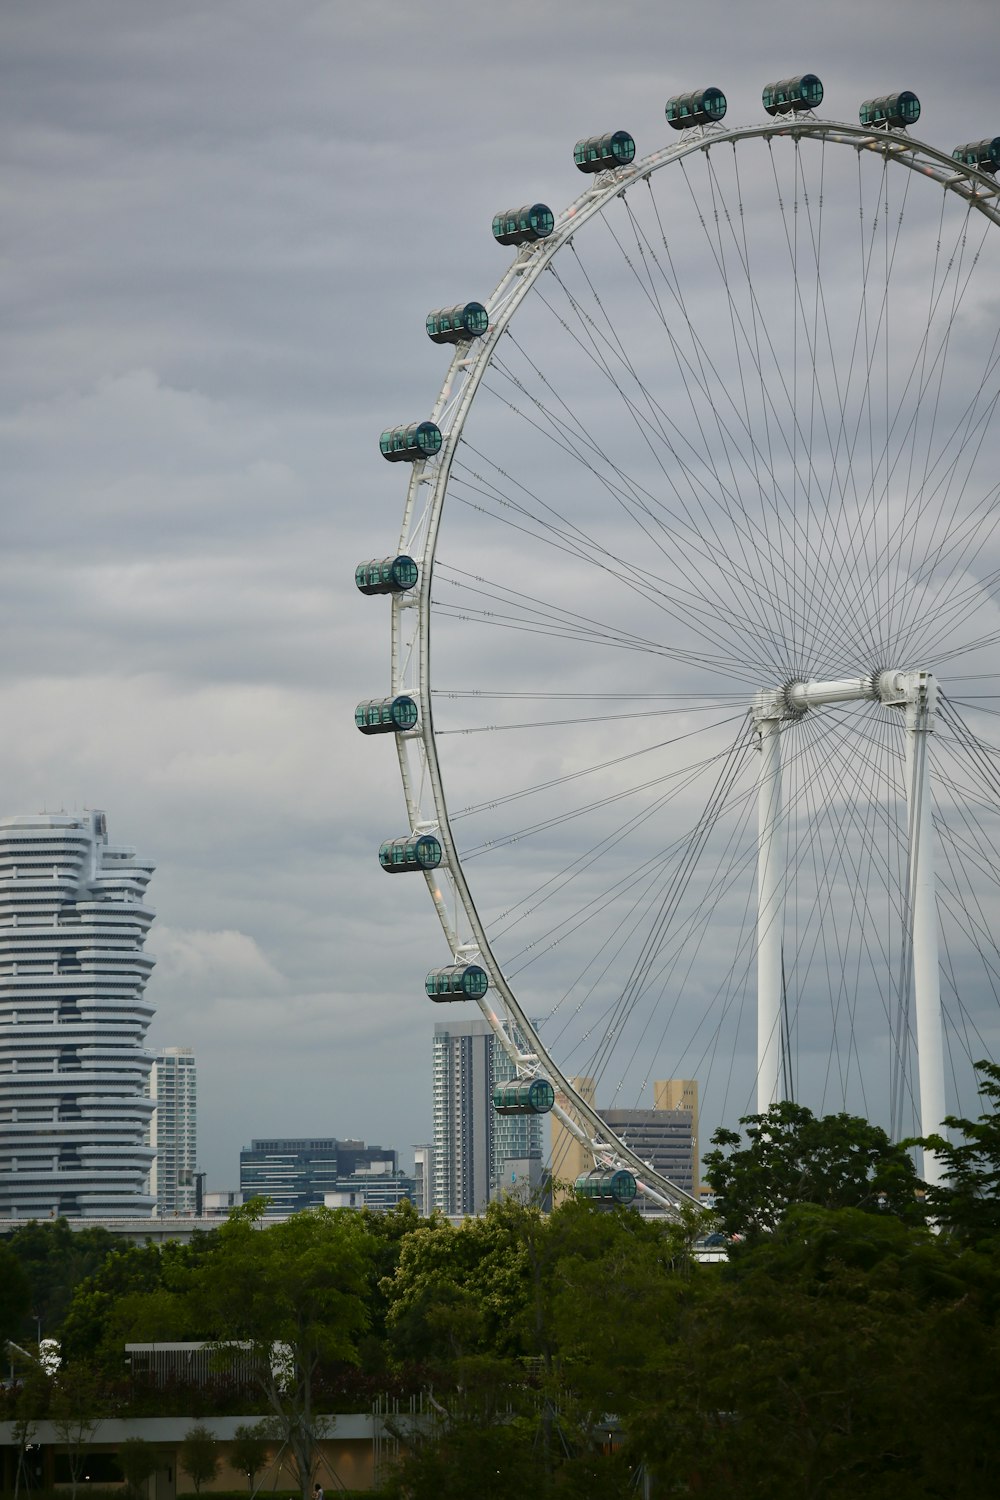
[{"x1": 0, "y1": 811, "x2": 156, "y2": 1218}]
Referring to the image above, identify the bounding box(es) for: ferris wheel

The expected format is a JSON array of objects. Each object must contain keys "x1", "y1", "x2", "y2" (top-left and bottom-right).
[{"x1": 356, "y1": 76, "x2": 1000, "y2": 1214}]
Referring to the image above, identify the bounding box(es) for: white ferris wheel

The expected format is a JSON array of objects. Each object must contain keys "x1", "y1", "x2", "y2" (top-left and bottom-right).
[{"x1": 357, "y1": 77, "x2": 1000, "y2": 1214}]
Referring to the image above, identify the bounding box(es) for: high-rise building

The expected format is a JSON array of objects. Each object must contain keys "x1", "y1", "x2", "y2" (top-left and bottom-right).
[
  {"x1": 413, "y1": 1143, "x2": 434, "y2": 1216},
  {"x1": 550, "y1": 1078, "x2": 699, "y2": 1204},
  {"x1": 600, "y1": 1106, "x2": 696, "y2": 1197},
  {"x1": 431, "y1": 1017, "x2": 544, "y2": 1216},
  {"x1": 654, "y1": 1077, "x2": 699, "y2": 1192},
  {"x1": 150, "y1": 1047, "x2": 197, "y2": 1215},
  {"x1": 239, "y1": 1137, "x2": 397, "y2": 1215},
  {"x1": 0, "y1": 811, "x2": 156, "y2": 1218}
]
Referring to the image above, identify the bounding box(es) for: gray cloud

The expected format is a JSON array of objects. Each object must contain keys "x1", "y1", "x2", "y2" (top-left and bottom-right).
[{"x1": 2, "y1": 0, "x2": 998, "y2": 1186}]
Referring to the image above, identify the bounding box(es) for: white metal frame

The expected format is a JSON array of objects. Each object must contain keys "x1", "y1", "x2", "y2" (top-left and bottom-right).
[{"x1": 387, "y1": 117, "x2": 1000, "y2": 1212}]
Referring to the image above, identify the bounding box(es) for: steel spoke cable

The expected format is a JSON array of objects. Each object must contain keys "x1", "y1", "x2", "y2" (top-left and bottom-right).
[
  {"x1": 548, "y1": 230, "x2": 796, "y2": 669},
  {"x1": 486, "y1": 336, "x2": 795, "y2": 668},
  {"x1": 469, "y1": 370, "x2": 797, "y2": 673},
  {"x1": 445, "y1": 466, "x2": 779, "y2": 677},
  {"x1": 457, "y1": 716, "x2": 746, "y2": 860},
  {"x1": 489, "y1": 740, "x2": 748, "y2": 946}
]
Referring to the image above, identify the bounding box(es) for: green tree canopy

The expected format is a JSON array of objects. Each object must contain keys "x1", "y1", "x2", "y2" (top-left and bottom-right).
[
  {"x1": 191, "y1": 1202, "x2": 374, "y2": 1500},
  {"x1": 1, "y1": 1218, "x2": 117, "y2": 1342},
  {"x1": 704, "y1": 1099, "x2": 922, "y2": 1237},
  {"x1": 911, "y1": 1059, "x2": 1000, "y2": 1244},
  {"x1": 179, "y1": 1424, "x2": 220, "y2": 1494}
]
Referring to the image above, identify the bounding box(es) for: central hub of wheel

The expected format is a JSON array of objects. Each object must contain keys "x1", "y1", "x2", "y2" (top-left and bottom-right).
[{"x1": 752, "y1": 670, "x2": 937, "y2": 726}]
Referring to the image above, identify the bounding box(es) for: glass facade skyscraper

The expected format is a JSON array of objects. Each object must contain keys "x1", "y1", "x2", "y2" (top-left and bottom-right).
[{"x1": 432, "y1": 1017, "x2": 544, "y2": 1216}]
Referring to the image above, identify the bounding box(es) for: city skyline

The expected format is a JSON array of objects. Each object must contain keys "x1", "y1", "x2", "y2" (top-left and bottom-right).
[{"x1": 2, "y1": 3, "x2": 998, "y2": 1184}]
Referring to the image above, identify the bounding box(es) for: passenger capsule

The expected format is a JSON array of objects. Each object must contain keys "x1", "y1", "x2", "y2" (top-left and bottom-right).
[
  {"x1": 355, "y1": 696, "x2": 419, "y2": 736},
  {"x1": 426, "y1": 302, "x2": 490, "y2": 345},
  {"x1": 354, "y1": 556, "x2": 419, "y2": 596},
  {"x1": 952, "y1": 137, "x2": 1000, "y2": 175},
  {"x1": 425, "y1": 963, "x2": 489, "y2": 1001},
  {"x1": 493, "y1": 1078, "x2": 556, "y2": 1116},
  {"x1": 379, "y1": 422, "x2": 443, "y2": 464},
  {"x1": 378, "y1": 834, "x2": 442, "y2": 874},
  {"x1": 492, "y1": 203, "x2": 555, "y2": 247},
  {"x1": 573, "y1": 131, "x2": 636, "y2": 174},
  {"x1": 762, "y1": 74, "x2": 823, "y2": 116},
  {"x1": 859, "y1": 92, "x2": 920, "y2": 130},
  {"x1": 574, "y1": 1168, "x2": 637, "y2": 1205},
  {"x1": 665, "y1": 87, "x2": 727, "y2": 131}
]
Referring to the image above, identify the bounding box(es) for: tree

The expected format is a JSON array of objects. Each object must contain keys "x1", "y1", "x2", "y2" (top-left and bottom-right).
[
  {"x1": 704, "y1": 1099, "x2": 922, "y2": 1237},
  {"x1": 911, "y1": 1059, "x2": 1000, "y2": 1243},
  {"x1": 49, "y1": 1363, "x2": 102, "y2": 1500},
  {"x1": 117, "y1": 1438, "x2": 159, "y2": 1500},
  {"x1": 4, "y1": 1219, "x2": 117, "y2": 1342},
  {"x1": 60, "y1": 1231, "x2": 220, "y2": 1373},
  {"x1": 179, "y1": 1425, "x2": 220, "y2": 1495},
  {"x1": 0, "y1": 1242, "x2": 31, "y2": 1347},
  {"x1": 191, "y1": 1202, "x2": 373, "y2": 1500},
  {"x1": 10, "y1": 1367, "x2": 48, "y2": 1500},
  {"x1": 229, "y1": 1422, "x2": 271, "y2": 1497}
]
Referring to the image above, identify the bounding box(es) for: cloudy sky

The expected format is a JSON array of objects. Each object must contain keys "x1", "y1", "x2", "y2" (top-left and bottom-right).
[{"x1": 3, "y1": 1, "x2": 999, "y2": 1189}]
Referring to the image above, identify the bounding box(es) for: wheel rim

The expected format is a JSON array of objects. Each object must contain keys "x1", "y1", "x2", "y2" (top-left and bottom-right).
[{"x1": 386, "y1": 115, "x2": 1000, "y2": 1212}]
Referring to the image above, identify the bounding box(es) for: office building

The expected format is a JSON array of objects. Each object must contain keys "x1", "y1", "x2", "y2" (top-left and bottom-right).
[
  {"x1": 0, "y1": 811, "x2": 156, "y2": 1218},
  {"x1": 324, "y1": 1163, "x2": 417, "y2": 1212},
  {"x1": 150, "y1": 1047, "x2": 197, "y2": 1215},
  {"x1": 239, "y1": 1137, "x2": 397, "y2": 1215},
  {"x1": 431, "y1": 1016, "x2": 544, "y2": 1216},
  {"x1": 600, "y1": 1105, "x2": 696, "y2": 1197},
  {"x1": 654, "y1": 1077, "x2": 699, "y2": 1192},
  {"x1": 550, "y1": 1077, "x2": 699, "y2": 1203}
]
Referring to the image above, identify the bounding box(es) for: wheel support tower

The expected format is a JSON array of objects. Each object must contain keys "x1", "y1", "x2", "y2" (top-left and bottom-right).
[{"x1": 752, "y1": 671, "x2": 946, "y2": 1185}]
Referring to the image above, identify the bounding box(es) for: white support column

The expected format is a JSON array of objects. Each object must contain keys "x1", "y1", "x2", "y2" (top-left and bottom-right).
[
  {"x1": 901, "y1": 682, "x2": 948, "y2": 1187},
  {"x1": 754, "y1": 701, "x2": 785, "y2": 1113},
  {"x1": 750, "y1": 670, "x2": 948, "y2": 1176}
]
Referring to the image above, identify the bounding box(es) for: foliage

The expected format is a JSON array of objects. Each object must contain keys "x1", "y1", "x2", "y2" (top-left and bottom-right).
[
  {"x1": 28, "y1": 1102, "x2": 1000, "y2": 1497},
  {"x1": 60, "y1": 1233, "x2": 219, "y2": 1373},
  {"x1": 228, "y1": 1421, "x2": 272, "y2": 1495},
  {"x1": 1, "y1": 1219, "x2": 118, "y2": 1342},
  {"x1": 911, "y1": 1059, "x2": 1000, "y2": 1243},
  {"x1": 49, "y1": 1363, "x2": 103, "y2": 1500},
  {"x1": 0, "y1": 1242, "x2": 31, "y2": 1347},
  {"x1": 117, "y1": 1440, "x2": 159, "y2": 1500},
  {"x1": 179, "y1": 1425, "x2": 220, "y2": 1494},
  {"x1": 191, "y1": 1201, "x2": 374, "y2": 1500},
  {"x1": 704, "y1": 1098, "x2": 923, "y2": 1237}
]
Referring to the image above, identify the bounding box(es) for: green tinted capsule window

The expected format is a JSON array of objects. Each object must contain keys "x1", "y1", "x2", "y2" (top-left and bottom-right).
[
  {"x1": 424, "y1": 963, "x2": 489, "y2": 1000},
  {"x1": 573, "y1": 130, "x2": 636, "y2": 173},
  {"x1": 379, "y1": 834, "x2": 443, "y2": 873},
  {"x1": 762, "y1": 74, "x2": 823, "y2": 116},
  {"x1": 426, "y1": 302, "x2": 490, "y2": 344},
  {"x1": 952, "y1": 137, "x2": 1000, "y2": 174},
  {"x1": 355, "y1": 696, "x2": 418, "y2": 735},
  {"x1": 379, "y1": 422, "x2": 443, "y2": 463},
  {"x1": 492, "y1": 203, "x2": 555, "y2": 247},
  {"x1": 355, "y1": 555, "x2": 419, "y2": 595},
  {"x1": 492, "y1": 1078, "x2": 556, "y2": 1114},
  {"x1": 860, "y1": 91, "x2": 920, "y2": 130},
  {"x1": 574, "y1": 1168, "x2": 637, "y2": 1204},
  {"x1": 666, "y1": 87, "x2": 727, "y2": 130}
]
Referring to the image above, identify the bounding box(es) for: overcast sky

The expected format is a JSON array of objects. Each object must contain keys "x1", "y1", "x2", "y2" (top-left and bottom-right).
[{"x1": 3, "y1": 1, "x2": 999, "y2": 1189}]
